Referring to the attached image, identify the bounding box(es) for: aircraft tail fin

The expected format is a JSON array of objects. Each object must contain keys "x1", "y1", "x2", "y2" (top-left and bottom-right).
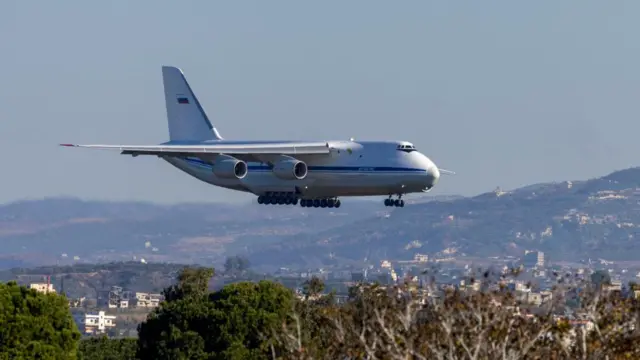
[{"x1": 162, "y1": 66, "x2": 223, "y2": 142}]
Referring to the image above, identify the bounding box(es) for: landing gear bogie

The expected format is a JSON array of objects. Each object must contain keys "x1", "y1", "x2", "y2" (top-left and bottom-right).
[
  {"x1": 257, "y1": 192, "x2": 338, "y2": 209},
  {"x1": 299, "y1": 197, "x2": 341, "y2": 209}
]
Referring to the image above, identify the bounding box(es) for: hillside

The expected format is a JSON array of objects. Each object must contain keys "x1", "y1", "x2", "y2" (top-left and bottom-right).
[
  {"x1": 0, "y1": 261, "x2": 189, "y2": 299},
  {"x1": 247, "y1": 167, "x2": 640, "y2": 268},
  {"x1": 1, "y1": 167, "x2": 640, "y2": 270},
  {"x1": 0, "y1": 197, "x2": 384, "y2": 269}
]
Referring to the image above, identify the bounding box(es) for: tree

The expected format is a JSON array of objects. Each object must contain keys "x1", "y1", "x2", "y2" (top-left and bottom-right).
[
  {"x1": 302, "y1": 276, "x2": 324, "y2": 299},
  {"x1": 206, "y1": 281, "x2": 296, "y2": 358},
  {"x1": 274, "y1": 268, "x2": 640, "y2": 359},
  {"x1": 137, "y1": 266, "x2": 296, "y2": 359},
  {"x1": 224, "y1": 255, "x2": 250, "y2": 275},
  {"x1": 131, "y1": 265, "x2": 640, "y2": 358},
  {"x1": 78, "y1": 337, "x2": 137, "y2": 360},
  {"x1": 0, "y1": 281, "x2": 81, "y2": 359},
  {"x1": 590, "y1": 269, "x2": 611, "y2": 288},
  {"x1": 161, "y1": 266, "x2": 214, "y2": 302}
]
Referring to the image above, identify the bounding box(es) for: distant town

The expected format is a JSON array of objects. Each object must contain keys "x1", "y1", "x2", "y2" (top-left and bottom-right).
[{"x1": 17, "y1": 246, "x2": 639, "y2": 339}]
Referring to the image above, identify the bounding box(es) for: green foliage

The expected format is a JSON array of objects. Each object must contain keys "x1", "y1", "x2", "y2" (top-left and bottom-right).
[
  {"x1": 7, "y1": 263, "x2": 640, "y2": 359},
  {"x1": 223, "y1": 255, "x2": 251, "y2": 275},
  {"x1": 590, "y1": 269, "x2": 611, "y2": 287},
  {"x1": 302, "y1": 276, "x2": 324, "y2": 299},
  {"x1": 137, "y1": 267, "x2": 295, "y2": 359},
  {"x1": 78, "y1": 337, "x2": 137, "y2": 360},
  {"x1": 0, "y1": 281, "x2": 81, "y2": 359},
  {"x1": 207, "y1": 281, "x2": 296, "y2": 358},
  {"x1": 162, "y1": 266, "x2": 214, "y2": 302}
]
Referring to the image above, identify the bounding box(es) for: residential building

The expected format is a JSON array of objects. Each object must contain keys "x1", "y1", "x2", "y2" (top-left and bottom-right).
[
  {"x1": 134, "y1": 292, "x2": 163, "y2": 308},
  {"x1": 29, "y1": 283, "x2": 55, "y2": 294},
  {"x1": 68, "y1": 297, "x2": 86, "y2": 308},
  {"x1": 414, "y1": 253, "x2": 428, "y2": 263},
  {"x1": 84, "y1": 311, "x2": 116, "y2": 335}
]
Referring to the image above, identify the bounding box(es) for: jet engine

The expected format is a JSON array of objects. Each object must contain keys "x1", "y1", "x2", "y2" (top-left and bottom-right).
[
  {"x1": 272, "y1": 156, "x2": 308, "y2": 180},
  {"x1": 212, "y1": 154, "x2": 248, "y2": 179}
]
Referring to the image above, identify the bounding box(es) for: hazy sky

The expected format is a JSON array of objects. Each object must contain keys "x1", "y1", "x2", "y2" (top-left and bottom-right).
[{"x1": 2, "y1": 1, "x2": 639, "y2": 205}]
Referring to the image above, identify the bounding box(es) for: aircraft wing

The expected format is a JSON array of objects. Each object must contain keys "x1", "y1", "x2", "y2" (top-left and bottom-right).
[{"x1": 59, "y1": 142, "x2": 331, "y2": 157}]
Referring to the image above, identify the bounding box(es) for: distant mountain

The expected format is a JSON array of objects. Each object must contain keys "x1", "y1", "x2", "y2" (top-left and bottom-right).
[
  {"x1": 2, "y1": 167, "x2": 640, "y2": 270},
  {"x1": 248, "y1": 167, "x2": 640, "y2": 269},
  {"x1": 0, "y1": 196, "x2": 382, "y2": 269}
]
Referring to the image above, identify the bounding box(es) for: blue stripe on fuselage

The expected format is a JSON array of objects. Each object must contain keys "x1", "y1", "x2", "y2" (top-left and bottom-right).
[{"x1": 181, "y1": 157, "x2": 425, "y2": 173}]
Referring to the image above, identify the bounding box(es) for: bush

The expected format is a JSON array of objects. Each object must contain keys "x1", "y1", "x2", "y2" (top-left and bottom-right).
[
  {"x1": 0, "y1": 281, "x2": 81, "y2": 359},
  {"x1": 78, "y1": 337, "x2": 137, "y2": 360}
]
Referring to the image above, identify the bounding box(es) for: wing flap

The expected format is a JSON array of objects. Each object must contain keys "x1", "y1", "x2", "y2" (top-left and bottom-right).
[{"x1": 59, "y1": 142, "x2": 331, "y2": 156}]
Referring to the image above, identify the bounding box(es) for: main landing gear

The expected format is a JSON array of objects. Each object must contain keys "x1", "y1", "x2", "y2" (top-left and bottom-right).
[
  {"x1": 300, "y1": 198, "x2": 341, "y2": 208},
  {"x1": 257, "y1": 192, "x2": 299, "y2": 206},
  {"x1": 256, "y1": 192, "x2": 341, "y2": 209},
  {"x1": 384, "y1": 195, "x2": 405, "y2": 207}
]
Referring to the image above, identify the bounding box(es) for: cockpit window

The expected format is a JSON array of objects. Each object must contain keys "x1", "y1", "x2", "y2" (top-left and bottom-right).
[{"x1": 397, "y1": 144, "x2": 416, "y2": 153}]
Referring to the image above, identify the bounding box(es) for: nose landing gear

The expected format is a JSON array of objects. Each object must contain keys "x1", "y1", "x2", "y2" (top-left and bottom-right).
[{"x1": 384, "y1": 194, "x2": 405, "y2": 208}]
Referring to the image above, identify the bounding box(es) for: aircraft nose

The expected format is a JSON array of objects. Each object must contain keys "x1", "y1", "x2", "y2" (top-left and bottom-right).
[
  {"x1": 426, "y1": 163, "x2": 440, "y2": 187},
  {"x1": 421, "y1": 156, "x2": 440, "y2": 190},
  {"x1": 429, "y1": 164, "x2": 440, "y2": 182}
]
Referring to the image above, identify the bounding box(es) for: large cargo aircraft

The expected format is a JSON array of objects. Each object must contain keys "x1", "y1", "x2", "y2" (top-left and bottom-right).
[{"x1": 61, "y1": 66, "x2": 454, "y2": 209}]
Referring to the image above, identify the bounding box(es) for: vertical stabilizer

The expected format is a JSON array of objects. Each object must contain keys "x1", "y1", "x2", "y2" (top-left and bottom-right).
[{"x1": 162, "y1": 66, "x2": 223, "y2": 142}]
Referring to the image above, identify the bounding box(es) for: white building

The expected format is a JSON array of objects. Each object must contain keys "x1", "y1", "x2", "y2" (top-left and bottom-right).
[
  {"x1": 99, "y1": 286, "x2": 133, "y2": 309},
  {"x1": 134, "y1": 292, "x2": 163, "y2": 308},
  {"x1": 29, "y1": 283, "x2": 55, "y2": 294},
  {"x1": 84, "y1": 311, "x2": 116, "y2": 335}
]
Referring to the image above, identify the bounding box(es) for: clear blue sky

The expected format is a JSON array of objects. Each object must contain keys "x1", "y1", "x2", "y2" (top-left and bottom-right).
[{"x1": 2, "y1": 1, "x2": 639, "y2": 204}]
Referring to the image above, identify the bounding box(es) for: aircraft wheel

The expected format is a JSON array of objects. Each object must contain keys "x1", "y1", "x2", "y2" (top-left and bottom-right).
[
  {"x1": 270, "y1": 197, "x2": 277, "y2": 205},
  {"x1": 257, "y1": 196, "x2": 264, "y2": 204},
  {"x1": 328, "y1": 199, "x2": 335, "y2": 208},
  {"x1": 292, "y1": 198, "x2": 299, "y2": 206},
  {"x1": 313, "y1": 199, "x2": 320, "y2": 208},
  {"x1": 394, "y1": 199, "x2": 400, "y2": 207},
  {"x1": 284, "y1": 197, "x2": 291, "y2": 205},
  {"x1": 384, "y1": 199, "x2": 390, "y2": 206},
  {"x1": 320, "y1": 199, "x2": 328, "y2": 208},
  {"x1": 335, "y1": 200, "x2": 341, "y2": 208},
  {"x1": 400, "y1": 200, "x2": 405, "y2": 207}
]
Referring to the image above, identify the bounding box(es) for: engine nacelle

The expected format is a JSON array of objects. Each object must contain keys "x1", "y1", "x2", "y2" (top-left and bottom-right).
[
  {"x1": 272, "y1": 156, "x2": 308, "y2": 180},
  {"x1": 212, "y1": 154, "x2": 248, "y2": 179}
]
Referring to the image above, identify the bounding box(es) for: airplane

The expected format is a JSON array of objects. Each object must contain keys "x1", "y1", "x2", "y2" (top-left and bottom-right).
[{"x1": 61, "y1": 66, "x2": 455, "y2": 209}]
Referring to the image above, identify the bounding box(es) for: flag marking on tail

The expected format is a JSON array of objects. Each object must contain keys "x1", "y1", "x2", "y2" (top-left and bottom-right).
[{"x1": 177, "y1": 97, "x2": 189, "y2": 104}]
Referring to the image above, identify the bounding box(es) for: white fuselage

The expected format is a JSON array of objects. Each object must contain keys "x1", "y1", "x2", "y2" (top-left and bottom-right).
[{"x1": 161, "y1": 139, "x2": 440, "y2": 199}]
